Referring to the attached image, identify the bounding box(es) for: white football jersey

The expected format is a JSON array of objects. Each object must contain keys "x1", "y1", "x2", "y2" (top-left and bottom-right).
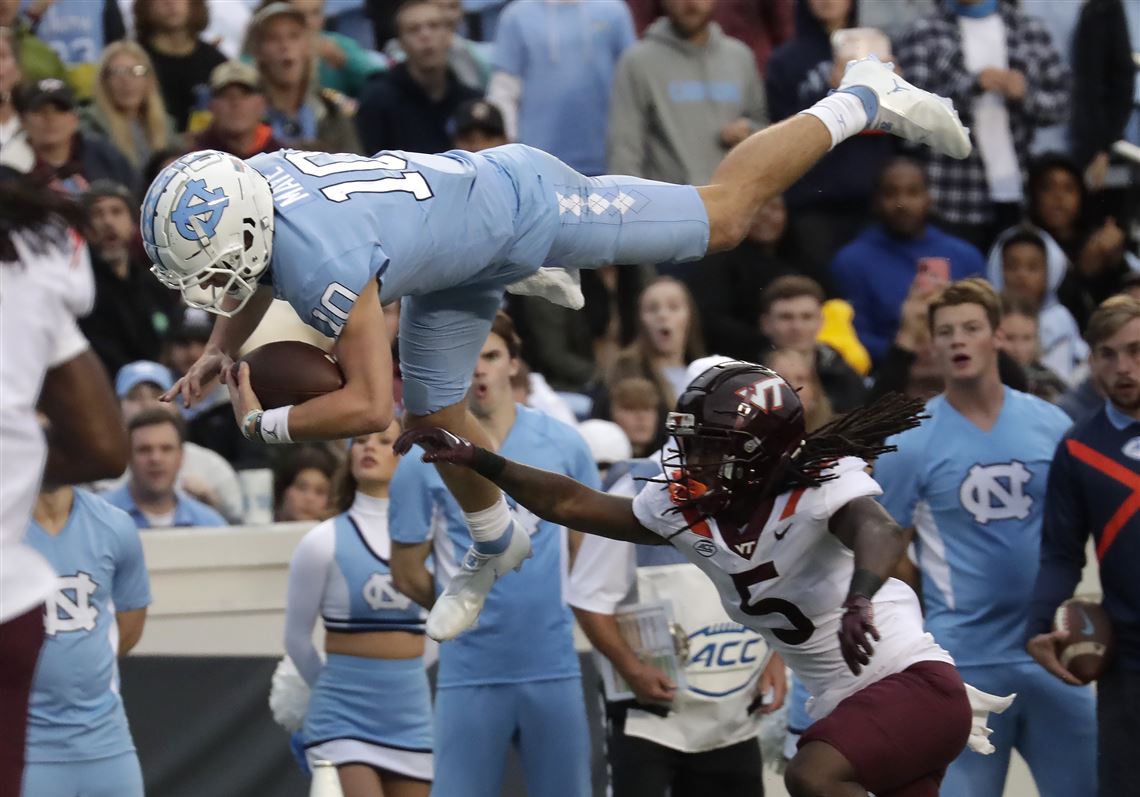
[
  {"x1": 0, "y1": 227, "x2": 94, "y2": 621},
  {"x1": 632, "y1": 456, "x2": 952, "y2": 719}
]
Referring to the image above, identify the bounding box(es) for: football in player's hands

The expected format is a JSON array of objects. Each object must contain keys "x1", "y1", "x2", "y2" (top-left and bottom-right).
[
  {"x1": 1053, "y1": 599, "x2": 1113, "y2": 684},
  {"x1": 235, "y1": 341, "x2": 345, "y2": 408}
]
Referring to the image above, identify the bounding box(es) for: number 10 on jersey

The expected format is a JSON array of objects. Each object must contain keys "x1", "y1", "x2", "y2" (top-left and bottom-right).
[{"x1": 285, "y1": 151, "x2": 434, "y2": 203}]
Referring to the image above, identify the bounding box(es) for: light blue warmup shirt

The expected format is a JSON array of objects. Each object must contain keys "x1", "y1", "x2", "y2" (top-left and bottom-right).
[
  {"x1": 493, "y1": 0, "x2": 635, "y2": 175},
  {"x1": 24, "y1": 489, "x2": 151, "y2": 762},
  {"x1": 874, "y1": 388, "x2": 1072, "y2": 666},
  {"x1": 389, "y1": 405, "x2": 600, "y2": 687}
]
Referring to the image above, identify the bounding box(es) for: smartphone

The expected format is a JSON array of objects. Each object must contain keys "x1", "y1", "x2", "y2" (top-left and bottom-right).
[{"x1": 915, "y1": 257, "x2": 951, "y2": 292}]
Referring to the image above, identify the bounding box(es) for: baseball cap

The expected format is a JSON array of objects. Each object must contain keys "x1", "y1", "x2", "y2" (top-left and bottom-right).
[
  {"x1": 115, "y1": 361, "x2": 175, "y2": 398},
  {"x1": 249, "y1": 2, "x2": 306, "y2": 37},
  {"x1": 451, "y1": 99, "x2": 506, "y2": 138},
  {"x1": 15, "y1": 78, "x2": 76, "y2": 114},
  {"x1": 209, "y1": 60, "x2": 261, "y2": 94},
  {"x1": 169, "y1": 307, "x2": 214, "y2": 344},
  {"x1": 577, "y1": 420, "x2": 633, "y2": 467},
  {"x1": 83, "y1": 180, "x2": 135, "y2": 211}
]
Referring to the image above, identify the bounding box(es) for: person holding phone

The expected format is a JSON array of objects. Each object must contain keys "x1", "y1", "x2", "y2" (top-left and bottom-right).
[{"x1": 830, "y1": 157, "x2": 985, "y2": 364}]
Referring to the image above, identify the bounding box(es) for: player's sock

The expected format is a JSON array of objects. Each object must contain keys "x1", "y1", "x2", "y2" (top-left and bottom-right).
[
  {"x1": 800, "y1": 89, "x2": 875, "y2": 149},
  {"x1": 464, "y1": 497, "x2": 513, "y2": 555}
]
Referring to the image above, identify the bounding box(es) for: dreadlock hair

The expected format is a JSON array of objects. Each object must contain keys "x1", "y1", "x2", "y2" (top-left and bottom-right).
[
  {"x1": 0, "y1": 177, "x2": 87, "y2": 264},
  {"x1": 774, "y1": 392, "x2": 927, "y2": 494}
]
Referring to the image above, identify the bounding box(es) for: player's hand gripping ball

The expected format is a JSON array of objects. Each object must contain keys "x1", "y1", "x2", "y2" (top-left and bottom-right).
[
  {"x1": 233, "y1": 341, "x2": 346, "y2": 409},
  {"x1": 1053, "y1": 599, "x2": 1113, "y2": 684}
]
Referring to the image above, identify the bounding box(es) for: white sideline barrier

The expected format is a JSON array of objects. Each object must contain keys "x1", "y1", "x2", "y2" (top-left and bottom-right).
[
  {"x1": 135, "y1": 521, "x2": 317, "y2": 656},
  {"x1": 136, "y1": 520, "x2": 1102, "y2": 658}
]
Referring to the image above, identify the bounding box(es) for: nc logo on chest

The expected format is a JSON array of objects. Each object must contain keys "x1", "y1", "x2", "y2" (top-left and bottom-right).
[
  {"x1": 959, "y1": 461, "x2": 1033, "y2": 524},
  {"x1": 362, "y1": 573, "x2": 412, "y2": 611},
  {"x1": 44, "y1": 572, "x2": 99, "y2": 636}
]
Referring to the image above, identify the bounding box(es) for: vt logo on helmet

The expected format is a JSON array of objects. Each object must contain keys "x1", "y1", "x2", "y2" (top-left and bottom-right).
[{"x1": 171, "y1": 179, "x2": 230, "y2": 241}]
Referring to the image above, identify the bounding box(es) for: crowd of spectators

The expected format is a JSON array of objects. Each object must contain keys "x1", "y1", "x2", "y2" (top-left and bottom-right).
[
  {"x1": 4, "y1": 0, "x2": 1140, "y2": 793},
  {"x1": 0, "y1": 0, "x2": 1134, "y2": 526}
]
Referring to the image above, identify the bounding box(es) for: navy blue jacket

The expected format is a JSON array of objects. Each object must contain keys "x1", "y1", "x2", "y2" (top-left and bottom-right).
[{"x1": 1028, "y1": 403, "x2": 1140, "y2": 671}]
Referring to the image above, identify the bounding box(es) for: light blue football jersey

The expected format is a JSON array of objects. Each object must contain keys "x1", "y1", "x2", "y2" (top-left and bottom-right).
[
  {"x1": 23, "y1": 489, "x2": 152, "y2": 762},
  {"x1": 322, "y1": 512, "x2": 427, "y2": 634},
  {"x1": 874, "y1": 388, "x2": 1071, "y2": 667},
  {"x1": 246, "y1": 148, "x2": 551, "y2": 338},
  {"x1": 389, "y1": 406, "x2": 600, "y2": 687}
]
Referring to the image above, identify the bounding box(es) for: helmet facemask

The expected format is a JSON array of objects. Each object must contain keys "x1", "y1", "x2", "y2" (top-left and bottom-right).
[
  {"x1": 151, "y1": 220, "x2": 266, "y2": 317},
  {"x1": 661, "y1": 410, "x2": 801, "y2": 520}
]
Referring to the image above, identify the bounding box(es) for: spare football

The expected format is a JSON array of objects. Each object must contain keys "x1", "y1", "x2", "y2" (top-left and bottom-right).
[
  {"x1": 238, "y1": 341, "x2": 345, "y2": 409},
  {"x1": 1053, "y1": 598, "x2": 1113, "y2": 684}
]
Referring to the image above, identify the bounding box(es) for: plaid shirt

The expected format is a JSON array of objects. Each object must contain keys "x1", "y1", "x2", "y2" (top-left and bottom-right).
[{"x1": 895, "y1": 4, "x2": 1070, "y2": 225}]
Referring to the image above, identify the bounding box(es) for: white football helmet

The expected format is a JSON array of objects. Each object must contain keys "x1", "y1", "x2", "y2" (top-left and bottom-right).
[{"x1": 141, "y1": 150, "x2": 275, "y2": 317}]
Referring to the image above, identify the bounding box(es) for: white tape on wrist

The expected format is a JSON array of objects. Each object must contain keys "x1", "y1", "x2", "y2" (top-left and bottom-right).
[{"x1": 259, "y1": 405, "x2": 294, "y2": 444}]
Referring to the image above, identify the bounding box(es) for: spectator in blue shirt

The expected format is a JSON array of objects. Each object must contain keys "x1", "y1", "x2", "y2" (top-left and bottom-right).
[
  {"x1": 103, "y1": 408, "x2": 227, "y2": 529},
  {"x1": 830, "y1": 157, "x2": 985, "y2": 364},
  {"x1": 1027, "y1": 295, "x2": 1140, "y2": 797},
  {"x1": 487, "y1": 0, "x2": 634, "y2": 176}
]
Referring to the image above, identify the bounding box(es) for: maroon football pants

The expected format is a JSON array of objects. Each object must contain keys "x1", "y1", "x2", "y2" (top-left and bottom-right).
[
  {"x1": 0, "y1": 607, "x2": 45, "y2": 796},
  {"x1": 799, "y1": 660, "x2": 972, "y2": 797}
]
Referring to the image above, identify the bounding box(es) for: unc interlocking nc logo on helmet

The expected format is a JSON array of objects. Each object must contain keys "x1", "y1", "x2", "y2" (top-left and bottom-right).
[{"x1": 171, "y1": 178, "x2": 230, "y2": 241}]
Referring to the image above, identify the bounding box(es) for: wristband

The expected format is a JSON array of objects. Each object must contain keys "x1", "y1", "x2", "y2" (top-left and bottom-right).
[
  {"x1": 471, "y1": 447, "x2": 507, "y2": 479},
  {"x1": 259, "y1": 405, "x2": 294, "y2": 444},
  {"x1": 241, "y1": 410, "x2": 263, "y2": 441},
  {"x1": 847, "y1": 568, "x2": 884, "y2": 600}
]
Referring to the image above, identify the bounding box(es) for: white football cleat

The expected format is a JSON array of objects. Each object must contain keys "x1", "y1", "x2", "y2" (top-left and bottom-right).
[
  {"x1": 426, "y1": 518, "x2": 532, "y2": 641},
  {"x1": 839, "y1": 56, "x2": 972, "y2": 160}
]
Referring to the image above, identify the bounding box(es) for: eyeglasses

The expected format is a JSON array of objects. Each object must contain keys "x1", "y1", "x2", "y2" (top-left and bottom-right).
[{"x1": 106, "y1": 64, "x2": 149, "y2": 79}]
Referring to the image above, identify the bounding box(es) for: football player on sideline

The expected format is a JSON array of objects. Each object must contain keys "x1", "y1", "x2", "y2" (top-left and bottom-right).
[
  {"x1": 394, "y1": 361, "x2": 1006, "y2": 797},
  {"x1": 0, "y1": 180, "x2": 127, "y2": 795},
  {"x1": 142, "y1": 55, "x2": 971, "y2": 642}
]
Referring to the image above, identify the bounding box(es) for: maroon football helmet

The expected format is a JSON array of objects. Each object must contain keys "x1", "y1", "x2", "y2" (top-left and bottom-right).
[{"x1": 663, "y1": 360, "x2": 805, "y2": 515}]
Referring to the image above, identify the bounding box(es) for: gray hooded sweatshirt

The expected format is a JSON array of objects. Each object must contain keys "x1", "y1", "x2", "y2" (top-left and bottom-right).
[{"x1": 606, "y1": 18, "x2": 767, "y2": 186}]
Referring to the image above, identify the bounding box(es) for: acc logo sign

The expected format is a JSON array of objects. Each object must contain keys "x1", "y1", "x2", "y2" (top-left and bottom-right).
[
  {"x1": 172, "y1": 179, "x2": 230, "y2": 241},
  {"x1": 362, "y1": 573, "x2": 412, "y2": 612},
  {"x1": 44, "y1": 572, "x2": 99, "y2": 636},
  {"x1": 735, "y1": 377, "x2": 785, "y2": 414},
  {"x1": 686, "y1": 623, "x2": 766, "y2": 697},
  {"x1": 959, "y1": 461, "x2": 1033, "y2": 523}
]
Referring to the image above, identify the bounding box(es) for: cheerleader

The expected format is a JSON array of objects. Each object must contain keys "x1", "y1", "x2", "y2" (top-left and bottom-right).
[{"x1": 284, "y1": 421, "x2": 431, "y2": 797}]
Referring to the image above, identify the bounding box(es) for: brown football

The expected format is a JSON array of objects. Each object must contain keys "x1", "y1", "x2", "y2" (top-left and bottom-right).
[
  {"x1": 238, "y1": 341, "x2": 345, "y2": 409},
  {"x1": 1053, "y1": 599, "x2": 1113, "y2": 684}
]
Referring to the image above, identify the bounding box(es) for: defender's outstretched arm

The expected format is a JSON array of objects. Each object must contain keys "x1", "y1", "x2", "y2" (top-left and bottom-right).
[
  {"x1": 830, "y1": 496, "x2": 910, "y2": 676},
  {"x1": 394, "y1": 428, "x2": 665, "y2": 546}
]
